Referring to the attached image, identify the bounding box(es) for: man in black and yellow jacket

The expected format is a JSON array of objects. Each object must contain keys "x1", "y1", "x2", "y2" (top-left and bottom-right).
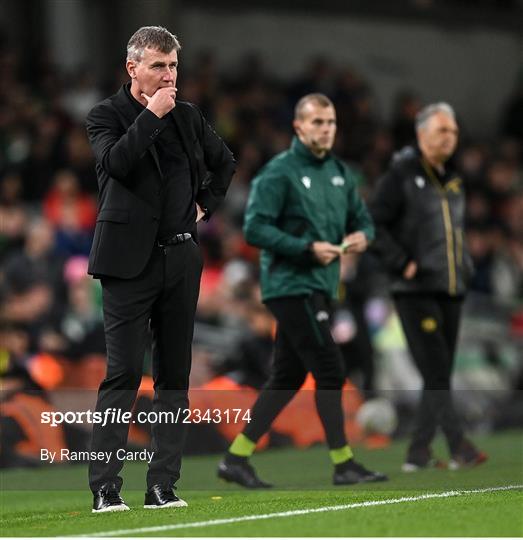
[
  {"x1": 370, "y1": 102, "x2": 487, "y2": 471},
  {"x1": 217, "y1": 93, "x2": 388, "y2": 487}
]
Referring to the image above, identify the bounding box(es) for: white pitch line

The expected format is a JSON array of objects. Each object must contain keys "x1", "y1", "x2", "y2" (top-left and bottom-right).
[{"x1": 77, "y1": 484, "x2": 523, "y2": 537}]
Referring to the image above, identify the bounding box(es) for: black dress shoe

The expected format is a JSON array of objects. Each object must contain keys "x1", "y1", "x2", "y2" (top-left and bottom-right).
[
  {"x1": 217, "y1": 459, "x2": 273, "y2": 488},
  {"x1": 144, "y1": 484, "x2": 188, "y2": 509},
  {"x1": 92, "y1": 483, "x2": 130, "y2": 513},
  {"x1": 333, "y1": 459, "x2": 389, "y2": 485}
]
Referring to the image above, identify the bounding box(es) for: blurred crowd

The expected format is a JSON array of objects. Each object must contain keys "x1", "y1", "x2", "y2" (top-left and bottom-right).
[{"x1": 1, "y1": 41, "x2": 522, "y2": 465}]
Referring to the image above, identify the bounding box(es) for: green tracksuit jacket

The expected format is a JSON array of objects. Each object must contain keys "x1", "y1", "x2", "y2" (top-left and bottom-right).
[{"x1": 243, "y1": 137, "x2": 375, "y2": 301}]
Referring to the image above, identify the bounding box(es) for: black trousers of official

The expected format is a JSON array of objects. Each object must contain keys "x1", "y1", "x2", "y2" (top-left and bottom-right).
[
  {"x1": 88, "y1": 240, "x2": 202, "y2": 492},
  {"x1": 243, "y1": 292, "x2": 347, "y2": 450},
  {"x1": 394, "y1": 293, "x2": 464, "y2": 455}
]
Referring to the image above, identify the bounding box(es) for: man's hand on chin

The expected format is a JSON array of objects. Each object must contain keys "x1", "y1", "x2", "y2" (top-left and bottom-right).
[{"x1": 142, "y1": 86, "x2": 177, "y2": 118}]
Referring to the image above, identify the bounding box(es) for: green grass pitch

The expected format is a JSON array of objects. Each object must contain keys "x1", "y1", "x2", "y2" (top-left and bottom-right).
[{"x1": 1, "y1": 430, "x2": 522, "y2": 537}]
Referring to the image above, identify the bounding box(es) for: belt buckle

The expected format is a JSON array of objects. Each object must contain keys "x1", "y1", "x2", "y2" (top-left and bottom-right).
[
  {"x1": 156, "y1": 233, "x2": 192, "y2": 248},
  {"x1": 157, "y1": 233, "x2": 191, "y2": 248}
]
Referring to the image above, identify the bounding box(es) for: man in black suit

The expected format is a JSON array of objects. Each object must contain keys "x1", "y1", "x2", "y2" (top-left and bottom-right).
[{"x1": 85, "y1": 26, "x2": 235, "y2": 513}]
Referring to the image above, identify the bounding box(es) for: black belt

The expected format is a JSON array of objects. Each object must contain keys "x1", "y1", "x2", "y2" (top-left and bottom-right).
[{"x1": 157, "y1": 232, "x2": 192, "y2": 247}]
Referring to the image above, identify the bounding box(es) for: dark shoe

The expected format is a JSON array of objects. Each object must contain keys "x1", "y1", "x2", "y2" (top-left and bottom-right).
[
  {"x1": 92, "y1": 483, "x2": 130, "y2": 513},
  {"x1": 144, "y1": 484, "x2": 188, "y2": 509},
  {"x1": 448, "y1": 439, "x2": 488, "y2": 470},
  {"x1": 402, "y1": 446, "x2": 446, "y2": 472},
  {"x1": 217, "y1": 459, "x2": 272, "y2": 488},
  {"x1": 333, "y1": 459, "x2": 388, "y2": 485}
]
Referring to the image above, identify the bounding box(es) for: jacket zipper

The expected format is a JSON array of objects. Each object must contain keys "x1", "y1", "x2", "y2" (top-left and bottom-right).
[
  {"x1": 421, "y1": 159, "x2": 457, "y2": 295},
  {"x1": 456, "y1": 227, "x2": 463, "y2": 267},
  {"x1": 440, "y1": 198, "x2": 457, "y2": 295}
]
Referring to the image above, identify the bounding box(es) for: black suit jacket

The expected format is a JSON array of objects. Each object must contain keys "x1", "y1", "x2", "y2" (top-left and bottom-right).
[{"x1": 86, "y1": 85, "x2": 235, "y2": 279}]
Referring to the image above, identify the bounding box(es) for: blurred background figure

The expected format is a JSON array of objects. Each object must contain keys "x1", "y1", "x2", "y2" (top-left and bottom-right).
[{"x1": 370, "y1": 103, "x2": 488, "y2": 471}]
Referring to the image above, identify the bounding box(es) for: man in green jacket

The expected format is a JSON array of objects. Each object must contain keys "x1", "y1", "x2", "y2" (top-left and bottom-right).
[{"x1": 217, "y1": 93, "x2": 388, "y2": 487}]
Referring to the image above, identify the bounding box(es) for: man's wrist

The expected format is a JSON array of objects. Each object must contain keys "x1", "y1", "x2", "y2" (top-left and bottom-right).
[
  {"x1": 305, "y1": 241, "x2": 319, "y2": 263},
  {"x1": 146, "y1": 104, "x2": 170, "y2": 119},
  {"x1": 145, "y1": 105, "x2": 161, "y2": 118}
]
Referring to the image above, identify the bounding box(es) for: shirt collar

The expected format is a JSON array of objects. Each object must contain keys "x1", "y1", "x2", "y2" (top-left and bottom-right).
[
  {"x1": 290, "y1": 136, "x2": 330, "y2": 164},
  {"x1": 123, "y1": 82, "x2": 145, "y2": 114}
]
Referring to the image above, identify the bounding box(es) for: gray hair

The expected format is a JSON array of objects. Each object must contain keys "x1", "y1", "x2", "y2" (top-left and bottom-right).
[
  {"x1": 126, "y1": 26, "x2": 181, "y2": 62},
  {"x1": 415, "y1": 102, "x2": 455, "y2": 130}
]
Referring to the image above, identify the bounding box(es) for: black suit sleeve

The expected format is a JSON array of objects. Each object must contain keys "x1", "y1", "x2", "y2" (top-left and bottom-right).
[
  {"x1": 188, "y1": 104, "x2": 236, "y2": 218},
  {"x1": 86, "y1": 103, "x2": 165, "y2": 183},
  {"x1": 369, "y1": 168, "x2": 410, "y2": 274}
]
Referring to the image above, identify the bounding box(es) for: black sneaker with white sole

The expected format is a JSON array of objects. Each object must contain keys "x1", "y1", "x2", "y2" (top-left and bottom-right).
[
  {"x1": 333, "y1": 459, "x2": 388, "y2": 485},
  {"x1": 144, "y1": 484, "x2": 188, "y2": 509},
  {"x1": 92, "y1": 483, "x2": 130, "y2": 513}
]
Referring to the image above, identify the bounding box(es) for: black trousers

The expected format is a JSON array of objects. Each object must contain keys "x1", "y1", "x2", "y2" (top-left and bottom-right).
[
  {"x1": 394, "y1": 293, "x2": 464, "y2": 454},
  {"x1": 243, "y1": 292, "x2": 347, "y2": 450},
  {"x1": 88, "y1": 239, "x2": 202, "y2": 492}
]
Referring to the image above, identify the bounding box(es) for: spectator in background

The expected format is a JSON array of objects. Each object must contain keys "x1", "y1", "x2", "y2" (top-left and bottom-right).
[
  {"x1": 485, "y1": 159, "x2": 518, "y2": 221},
  {"x1": 288, "y1": 56, "x2": 335, "y2": 105},
  {"x1": 466, "y1": 220, "x2": 498, "y2": 294},
  {"x1": 21, "y1": 113, "x2": 67, "y2": 202},
  {"x1": 38, "y1": 256, "x2": 105, "y2": 359},
  {"x1": 391, "y1": 90, "x2": 421, "y2": 149},
  {"x1": 61, "y1": 71, "x2": 102, "y2": 125},
  {"x1": 504, "y1": 191, "x2": 523, "y2": 284},
  {"x1": 43, "y1": 169, "x2": 96, "y2": 257},
  {"x1": 0, "y1": 171, "x2": 24, "y2": 207},
  {"x1": 0, "y1": 319, "x2": 67, "y2": 469},
  {"x1": 3, "y1": 217, "x2": 66, "y2": 317},
  {"x1": 64, "y1": 126, "x2": 98, "y2": 194},
  {"x1": 43, "y1": 169, "x2": 96, "y2": 231},
  {"x1": 0, "y1": 171, "x2": 28, "y2": 262},
  {"x1": 370, "y1": 102, "x2": 488, "y2": 472},
  {"x1": 467, "y1": 219, "x2": 523, "y2": 300},
  {"x1": 459, "y1": 144, "x2": 488, "y2": 188},
  {"x1": 342, "y1": 86, "x2": 379, "y2": 162},
  {"x1": 220, "y1": 301, "x2": 274, "y2": 390}
]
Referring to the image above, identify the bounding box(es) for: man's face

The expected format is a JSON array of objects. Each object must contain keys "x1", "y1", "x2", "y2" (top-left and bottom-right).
[
  {"x1": 417, "y1": 111, "x2": 459, "y2": 163},
  {"x1": 127, "y1": 47, "x2": 178, "y2": 98},
  {"x1": 293, "y1": 102, "x2": 337, "y2": 157}
]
